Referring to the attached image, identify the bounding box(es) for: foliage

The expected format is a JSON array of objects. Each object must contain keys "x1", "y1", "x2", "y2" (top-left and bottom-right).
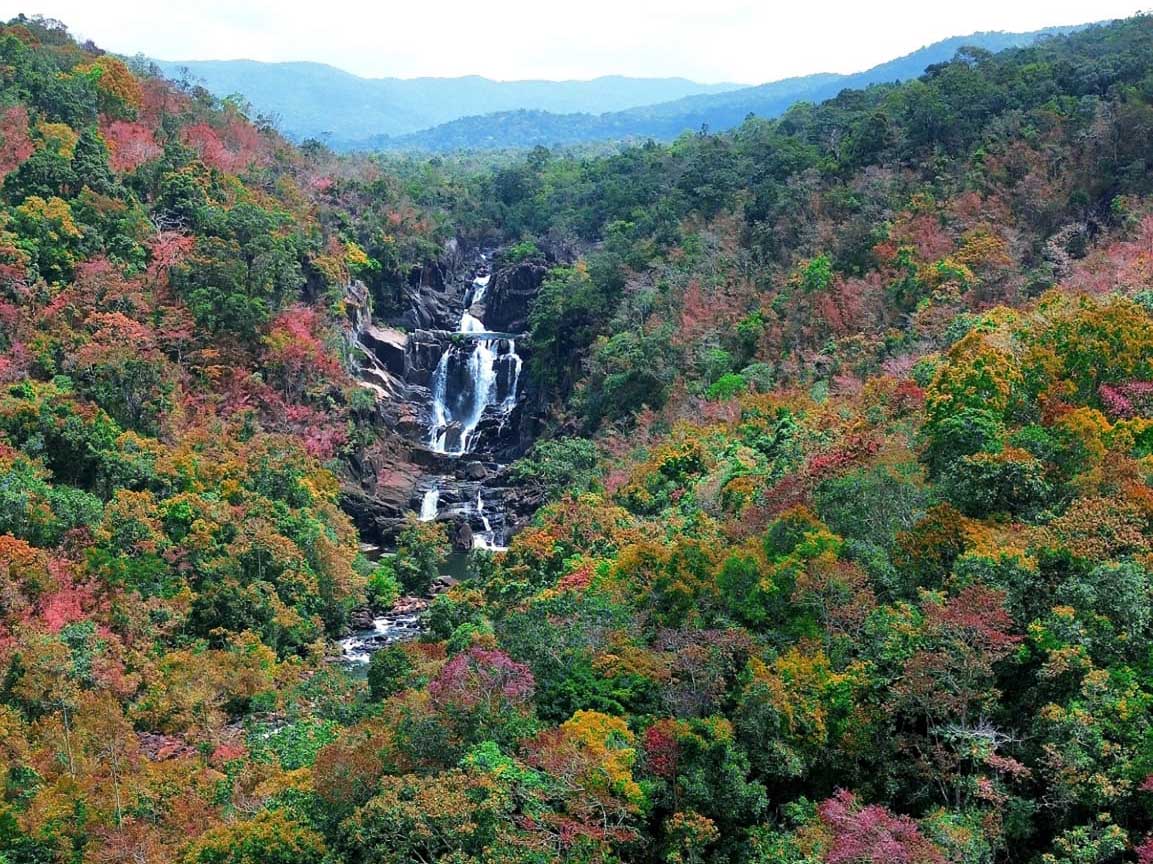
[
  {"x1": 7, "y1": 13, "x2": 1153, "y2": 864},
  {"x1": 508, "y1": 437, "x2": 601, "y2": 500}
]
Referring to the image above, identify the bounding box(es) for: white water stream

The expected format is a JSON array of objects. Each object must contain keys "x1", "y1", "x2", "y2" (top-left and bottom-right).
[
  {"x1": 420, "y1": 262, "x2": 520, "y2": 551},
  {"x1": 419, "y1": 487, "x2": 439, "y2": 521},
  {"x1": 427, "y1": 270, "x2": 523, "y2": 457}
]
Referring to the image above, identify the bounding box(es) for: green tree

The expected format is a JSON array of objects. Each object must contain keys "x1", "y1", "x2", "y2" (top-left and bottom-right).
[{"x1": 182, "y1": 811, "x2": 327, "y2": 864}]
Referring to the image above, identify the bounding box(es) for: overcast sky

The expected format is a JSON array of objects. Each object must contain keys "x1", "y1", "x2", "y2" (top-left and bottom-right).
[{"x1": 5, "y1": 0, "x2": 1147, "y2": 83}]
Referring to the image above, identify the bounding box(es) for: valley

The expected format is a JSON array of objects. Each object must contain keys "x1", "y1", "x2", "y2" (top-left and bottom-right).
[{"x1": 3, "y1": 11, "x2": 1153, "y2": 864}]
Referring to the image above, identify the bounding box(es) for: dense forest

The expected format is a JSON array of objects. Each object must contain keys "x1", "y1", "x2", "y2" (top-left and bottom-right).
[{"x1": 3, "y1": 11, "x2": 1153, "y2": 864}]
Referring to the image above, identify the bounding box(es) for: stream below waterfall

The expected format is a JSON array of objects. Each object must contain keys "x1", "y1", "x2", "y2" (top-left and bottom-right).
[{"x1": 339, "y1": 252, "x2": 531, "y2": 664}]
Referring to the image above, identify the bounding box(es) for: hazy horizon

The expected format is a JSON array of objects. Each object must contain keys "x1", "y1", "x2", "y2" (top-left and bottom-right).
[
  {"x1": 151, "y1": 58, "x2": 749, "y2": 87},
  {"x1": 7, "y1": 0, "x2": 1144, "y2": 85}
]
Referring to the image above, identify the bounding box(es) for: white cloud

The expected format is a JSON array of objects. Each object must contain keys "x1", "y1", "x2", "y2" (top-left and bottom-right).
[{"x1": 7, "y1": 0, "x2": 1145, "y2": 83}]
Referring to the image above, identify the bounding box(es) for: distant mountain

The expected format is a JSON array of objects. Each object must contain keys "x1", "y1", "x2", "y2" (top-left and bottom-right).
[
  {"x1": 352, "y1": 24, "x2": 1090, "y2": 152},
  {"x1": 151, "y1": 59, "x2": 744, "y2": 140}
]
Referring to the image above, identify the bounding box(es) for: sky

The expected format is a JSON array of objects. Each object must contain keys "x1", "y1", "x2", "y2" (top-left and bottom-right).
[{"x1": 4, "y1": 0, "x2": 1147, "y2": 83}]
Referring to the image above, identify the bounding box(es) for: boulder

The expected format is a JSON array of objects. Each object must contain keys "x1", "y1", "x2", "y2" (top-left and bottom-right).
[
  {"x1": 450, "y1": 518, "x2": 474, "y2": 552},
  {"x1": 392, "y1": 596, "x2": 430, "y2": 615},
  {"x1": 430, "y1": 575, "x2": 458, "y2": 595},
  {"x1": 362, "y1": 324, "x2": 408, "y2": 376},
  {"x1": 348, "y1": 607, "x2": 376, "y2": 630}
]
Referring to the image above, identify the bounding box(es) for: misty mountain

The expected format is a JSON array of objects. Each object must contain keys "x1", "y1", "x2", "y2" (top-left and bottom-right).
[
  {"x1": 347, "y1": 24, "x2": 1089, "y2": 152},
  {"x1": 150, "y1": 59, "x2": 744, "y2": 140}
]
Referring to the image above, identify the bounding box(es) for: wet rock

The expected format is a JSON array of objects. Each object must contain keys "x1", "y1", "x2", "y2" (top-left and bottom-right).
[
  {"x1": 469, "y1": 401, "x2": 528, "y2": 461},
  {"x1": 464, "y1": 461, "x2": 487, "y2": 481},
  {"x1": 451, "y1": 518, "x2": 474, "y2": 552},
  {"x1": 349, "y1": 607, "x2": 376, "y2": 630},
  {"x1": 410, "y1": 446, "x2": 468, "y2": 475},
  {"x1": 435, "y1": 422, "x2": 467, "y2": 455}
]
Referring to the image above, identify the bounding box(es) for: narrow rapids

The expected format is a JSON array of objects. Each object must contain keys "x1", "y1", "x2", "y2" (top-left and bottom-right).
[{"x1": 339, "y1": 609, "x2": 425, "y2": 664}]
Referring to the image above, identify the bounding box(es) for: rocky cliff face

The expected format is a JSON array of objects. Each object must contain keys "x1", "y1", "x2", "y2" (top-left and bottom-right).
[
  {"x1": 338, "y1": 244, "x2": 552, "y2": 547},
  {"x1": 340, "y1": 279, "x2": 425, "y2": 541},
  {"x1": 481, "y1": 262, "x2": 549, "y2": 333},
  {"x1": 397, "y1": 241, "x2": 469, "y2": 331}
]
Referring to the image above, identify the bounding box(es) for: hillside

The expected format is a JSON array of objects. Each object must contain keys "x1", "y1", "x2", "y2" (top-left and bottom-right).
[
  {"x1": 152, "y1": 59, "x2": 743, "y2": 140},
  {"x1": 4, "y1": 10, "x2": 1153, "y2": 864},
  {"x1": 361, "y1": 23, "x2": 1088, "y2": 151}
]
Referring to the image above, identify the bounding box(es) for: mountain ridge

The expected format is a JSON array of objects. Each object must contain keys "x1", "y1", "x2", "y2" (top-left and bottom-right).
[
  {"x1": 342, "y1": 23, "x2": 1092, "y2": 151},
  {"x1": 151, "y1": 58, "x2": 745, "y2": 139}
]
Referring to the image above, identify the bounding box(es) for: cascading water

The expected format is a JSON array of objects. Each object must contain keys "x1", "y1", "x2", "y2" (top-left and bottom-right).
[
  {"x1": 472, "y1": 488, "x2": 508, "y2": 552},
  {"x1": 420, "y1": 262, "x2": 524, "y2": 551},
  {"x1": 339, "y1": 610, "x2": 425, "y2": 664},
  {"x1": 470, "y1": 273, "x2": 491, "y2": 306},
  {"x1": 501, "y1": 341, "x2": 523, "y2": 412},
  {"x1": 342, "y1": 253, "x2": 532, "y2": 664},
  {"x1": 419, "y1": 487, "x2": 439, "y2": 521},
  {"x1": 427, "y1": 271, "x2": 524, "y2": 456}
]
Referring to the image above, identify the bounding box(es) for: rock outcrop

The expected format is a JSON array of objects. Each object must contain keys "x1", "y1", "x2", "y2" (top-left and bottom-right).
[
  {"x1": 482, "y1": 262, "x2": 548, "y2": 333},
  {"x1": 361, "y1": 323, "x2": 407, "y2": 376},
  {"x1": 404, "y1": 329, "x2": 451, "y2": 388},
  {"x1": 339, "y1": 245, "x2": 552, "y2": 560}
]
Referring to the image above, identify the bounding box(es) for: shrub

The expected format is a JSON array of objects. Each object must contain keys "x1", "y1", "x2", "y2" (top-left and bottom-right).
[
  {"x1": 367, "y1": 645, "x2": 416, "y2": 701},
  {"x1": 707, "y1": 372, "x2": 747, "y2": 401},
  {"x1": 366, "y1": 560, "x2": 400, "y2": 609}
]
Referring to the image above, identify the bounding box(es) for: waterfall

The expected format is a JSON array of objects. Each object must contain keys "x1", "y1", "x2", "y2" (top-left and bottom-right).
[
  {"x1": 428, "y1": 351, "x2": 451, "y2": 451},
  {"x1": 347, "y1": 251, "x2": 526, "y2": 667},
  {"x1": 426, "y1": 271, "x2": 524, "y2": 456},
  {"x1": 419, "y1": 487, "x2": 439, "y2": 521},
  {"x1": 419, "y1": 260, "x2": 521, "y2": 550},
  {"x1": 476, "y1": 488, "x2": 492, "y2": 535},
  {"x1": 469, "y1": 273, "x2": 491, "y2": 307},
  {"x1": 472, "y1": 488, "x2": 508, "y2": 552},
  {"x1": 501, "y1": 340, "x2": 523, "y2": 411}
]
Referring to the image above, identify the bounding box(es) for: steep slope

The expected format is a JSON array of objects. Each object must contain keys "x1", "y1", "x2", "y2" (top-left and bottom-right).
[{"x1": 153, "y1": 58, "x2": 743, "y2": 140}]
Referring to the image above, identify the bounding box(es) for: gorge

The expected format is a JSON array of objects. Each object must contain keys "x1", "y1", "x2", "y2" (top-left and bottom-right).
[{"x1": 338, "y1": 246, "x2": 547, "y2": 661}]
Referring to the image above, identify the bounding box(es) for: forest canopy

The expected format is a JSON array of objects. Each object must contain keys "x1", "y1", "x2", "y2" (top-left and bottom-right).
[{"x1": 2, "y1": 11, "x2": 1153, "y2": 864}]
